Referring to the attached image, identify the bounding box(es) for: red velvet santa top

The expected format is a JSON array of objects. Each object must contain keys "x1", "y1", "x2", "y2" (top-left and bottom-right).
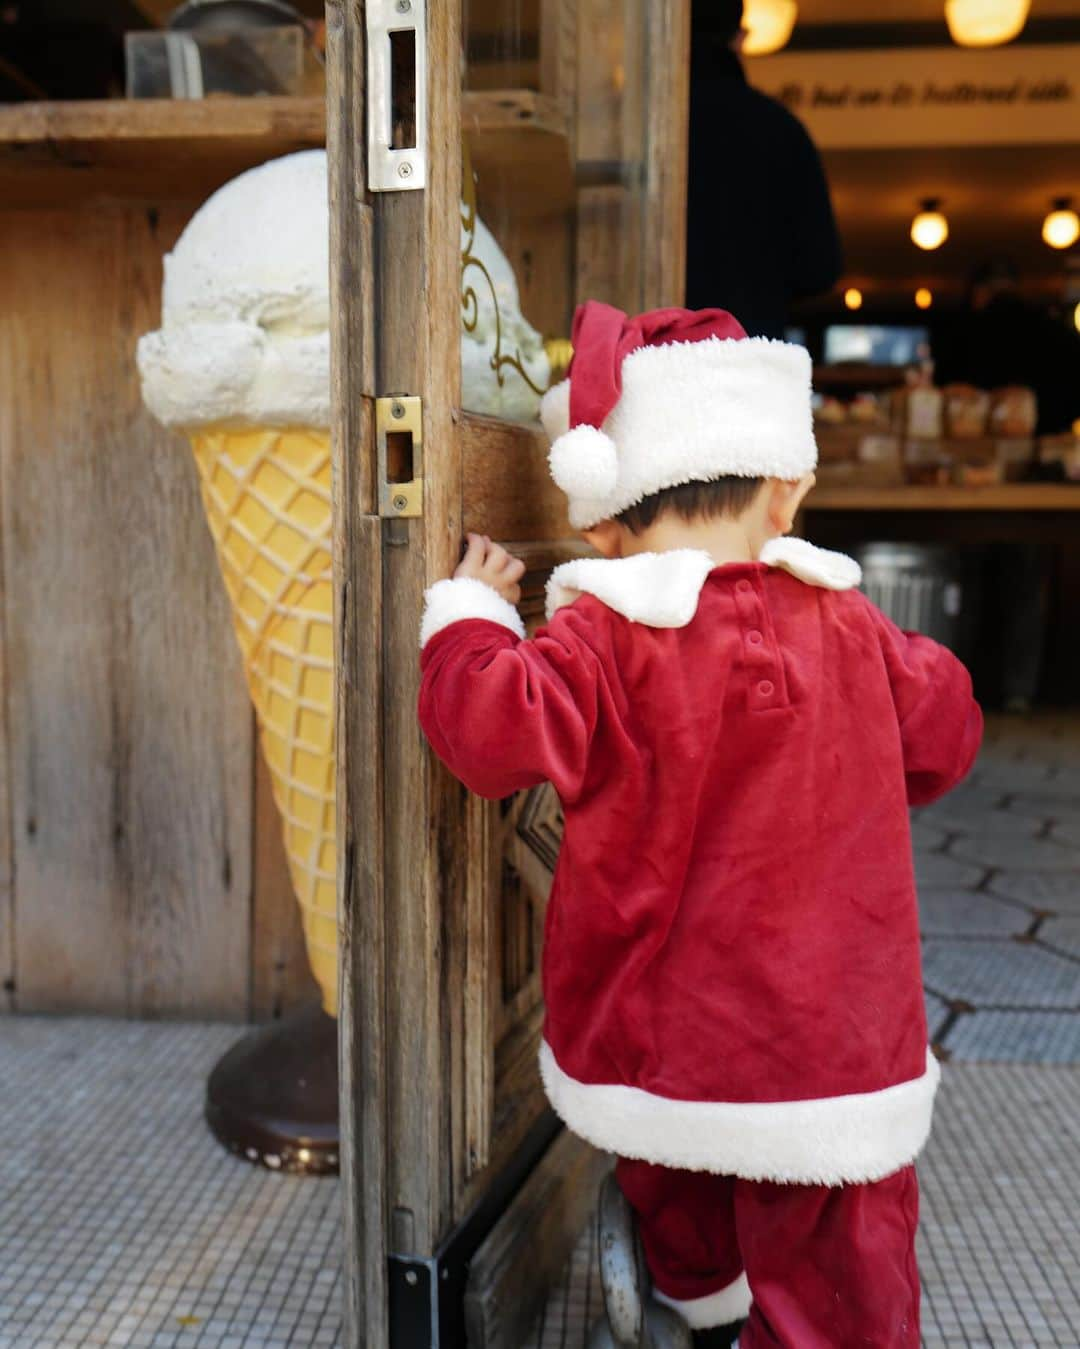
[{"x1": 419, "y1": 538, "x2": 982, "y2": 1184}]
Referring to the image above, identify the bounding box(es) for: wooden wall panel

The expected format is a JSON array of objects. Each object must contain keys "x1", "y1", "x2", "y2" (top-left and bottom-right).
[
  {"x1": 0, "y1": 459, "x2": 11, "y2": 1015},
  {"x1": 251, "y1": 745, "x2": 320, "y2": 1019},
  {"x1": 0, "y1": 205, "x2": 260, "y2": 1018}
]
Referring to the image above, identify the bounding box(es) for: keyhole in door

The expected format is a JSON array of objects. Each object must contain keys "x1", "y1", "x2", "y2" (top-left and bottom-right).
[
  {"x1": 385, "y1": 430, "x2": 414, "y2": 484},
  {"x1": 389, "y1": 29, "x2": 417, "y2": 149}
]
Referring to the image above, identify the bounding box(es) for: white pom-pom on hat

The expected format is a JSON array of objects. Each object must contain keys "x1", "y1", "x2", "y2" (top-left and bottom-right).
[{"x1": 549, "y1": 424, "x2": 619, "y2": 500}]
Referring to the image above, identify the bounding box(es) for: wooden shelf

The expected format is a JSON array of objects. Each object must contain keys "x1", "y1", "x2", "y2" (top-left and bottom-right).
[
  {"x1": 463, "y1": 90, "x2": 569, "y2": 140},
  {"x1": 0, "y1": 96, "x2": 326, "y2": 206},
  {"x1": 806, "y1": 483, "x2": 1080, "y2": 511},
  {"x1": 814, "y1": 364, "x2": 910, "y2": 393},
  {"x1": 0, "y1": 90, "x2": 576, "y2": 209},
  {"x1": 463, "y1": 90, "x2": 574, "y2": 212}
]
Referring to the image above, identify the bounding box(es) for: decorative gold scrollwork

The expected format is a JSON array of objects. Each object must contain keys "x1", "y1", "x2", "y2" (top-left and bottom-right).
[{"x1": 460, "y1": 138, "x2": 549, "y2": 397}]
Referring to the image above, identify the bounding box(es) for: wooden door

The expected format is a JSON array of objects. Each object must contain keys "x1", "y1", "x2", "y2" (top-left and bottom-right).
[{"x1": 327, "y1": 2, "x2": 689, "y2": 1344}]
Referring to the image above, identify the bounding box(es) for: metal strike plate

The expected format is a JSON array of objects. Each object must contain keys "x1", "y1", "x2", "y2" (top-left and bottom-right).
[
  {"x1": 366, "y1": 0, "x2": 427, "y2": 191},
  {"x1": 376, "y1": 395, "x2": 423, "y2": 518}
]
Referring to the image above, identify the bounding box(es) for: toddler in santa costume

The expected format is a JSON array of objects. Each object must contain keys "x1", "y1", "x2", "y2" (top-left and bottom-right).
[{"x1": 418, "y1": 303, "x2": 982, "y2": 1347}]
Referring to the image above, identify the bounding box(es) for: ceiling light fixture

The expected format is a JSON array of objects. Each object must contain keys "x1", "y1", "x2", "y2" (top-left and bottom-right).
[
  {"x1": 1042, "y1": 198, "x2": 1080, "y2": 251},
  {"x1": 915, "y1": 287, "x2": 933, "y2": 310},
  {"x1": 742, "y1": 0, "x2": 798, "y2": 56},
  {"x1": 911, "y1": 199, "x2": 949, "y2": 251},
  {"x1": 844, "y1": 287, "x2": 863, "y2": 311},
  {"x1": 945, "y1": 0, "x2": 1030, "y2": 48}
]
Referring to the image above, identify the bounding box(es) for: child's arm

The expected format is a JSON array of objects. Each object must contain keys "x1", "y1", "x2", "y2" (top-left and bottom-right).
[
  {"x1": 418, "y1": 535, "x2": 604, "y2": 802},
  {"x1": 871, "y1": 603, "x2": 983, "y2": 806}
]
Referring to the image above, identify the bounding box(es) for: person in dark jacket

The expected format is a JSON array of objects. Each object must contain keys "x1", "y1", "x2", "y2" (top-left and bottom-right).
[
  {"x1": 686, "y1": 0, "x2": 843, "y2": 338},
  {"x1": 933, "y1": 258, "x2": 1080, "y2": 436}
]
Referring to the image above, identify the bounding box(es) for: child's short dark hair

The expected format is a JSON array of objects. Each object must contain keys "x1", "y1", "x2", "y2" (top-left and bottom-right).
[{"x1": 615, "y1": 477, "x2": 764, "y2": 535}]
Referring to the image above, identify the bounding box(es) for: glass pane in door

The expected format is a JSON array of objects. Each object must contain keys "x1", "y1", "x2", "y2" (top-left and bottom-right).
[{"x1": 460, "y1": 0, "x2": 650, "y2": 422}]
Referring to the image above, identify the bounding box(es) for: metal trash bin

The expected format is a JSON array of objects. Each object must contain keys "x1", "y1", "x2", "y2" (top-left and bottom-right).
[{"x1": 854, "y1": 542, "x2": 980, "y2": 660}]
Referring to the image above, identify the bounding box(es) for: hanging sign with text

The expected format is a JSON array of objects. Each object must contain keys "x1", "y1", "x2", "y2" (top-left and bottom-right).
[{"x1": 748, "y1": 44, "x2": 1080, "y2": 148}]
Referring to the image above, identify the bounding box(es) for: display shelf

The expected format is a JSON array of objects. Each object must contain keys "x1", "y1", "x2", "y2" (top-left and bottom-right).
[
  {"x1": 813, "y1": 364, "x2": 911, "y2": 393},
  {"x1": 0, "y1": 90, "x2": 573, "y2": 209},
  {"x1": 0, "y1": 96, "x2": 326, "y2": 206},
  {"x1": 806, "y1": 483, "x2": 1080, "y2": 511}
]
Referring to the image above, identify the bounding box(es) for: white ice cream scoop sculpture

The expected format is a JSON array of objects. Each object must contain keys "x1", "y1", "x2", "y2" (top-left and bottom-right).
[{"x1": 138, "y1": 150, "x2": 550, "y2": 1015}]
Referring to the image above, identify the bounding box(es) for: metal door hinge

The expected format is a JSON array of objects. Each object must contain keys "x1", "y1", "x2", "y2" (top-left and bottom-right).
[
  {"x1": 367, "y1": 0, "x2": 427, "y2": 191},
  {"x1": 376, "y1": 395, "x2": 423, "y2": 518}
]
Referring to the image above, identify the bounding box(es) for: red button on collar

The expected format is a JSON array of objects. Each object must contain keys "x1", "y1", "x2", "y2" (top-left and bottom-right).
[
  {"x1": 747, "y1": 630, "x2": 763, "y2": 645},
  {"x1": 758, "y1": 679, "x2": 774, "y2": 697},
  {"x1": 736, "y1": 579, "x2": 753, "y2": 594}
]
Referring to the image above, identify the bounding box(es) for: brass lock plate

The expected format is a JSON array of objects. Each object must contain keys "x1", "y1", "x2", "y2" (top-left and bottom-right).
[{"x1": 376, "y1": 395, "x2": 423, "y2": 518}]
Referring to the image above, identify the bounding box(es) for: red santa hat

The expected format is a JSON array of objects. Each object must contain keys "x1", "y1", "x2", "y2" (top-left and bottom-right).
[{"x1": 540, "y1": 302, "x2": 817, "y2": 530}]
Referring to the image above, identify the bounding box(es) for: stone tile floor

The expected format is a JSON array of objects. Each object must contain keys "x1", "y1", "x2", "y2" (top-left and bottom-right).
[
  {"x1": 1, "y1": 717, "x2": 1078, "y2": 1347},
  {"x1": 0, "y1": 1021, "x2": 342, "y2": 1349},
  {"x1": 529, "y1": 716, "x2": 1080, "y2": 1347}
]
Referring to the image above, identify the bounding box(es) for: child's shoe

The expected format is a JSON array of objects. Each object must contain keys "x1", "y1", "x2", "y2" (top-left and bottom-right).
[{"x1": 691, "y1": 1322, "x2": 746, "y2": 1348}]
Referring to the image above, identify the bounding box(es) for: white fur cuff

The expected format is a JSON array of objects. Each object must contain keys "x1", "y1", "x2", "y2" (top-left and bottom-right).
[
  {"x1": 654, "y1": 1274, "x2": 752, "y2": 1329},
  {"x1": 420, "y1": 577, "x2": 525, "y2": 648}
]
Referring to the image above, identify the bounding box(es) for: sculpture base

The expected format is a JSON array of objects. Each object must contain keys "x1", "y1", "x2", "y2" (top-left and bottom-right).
[{"x1": 205, "y1": 1002, "x2": 339, "y2": 1175}]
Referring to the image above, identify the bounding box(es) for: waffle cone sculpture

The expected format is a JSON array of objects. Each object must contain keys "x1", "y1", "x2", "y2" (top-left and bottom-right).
[{"x1": 138, "y1": 152, "x2": 338, "y2": 1014}]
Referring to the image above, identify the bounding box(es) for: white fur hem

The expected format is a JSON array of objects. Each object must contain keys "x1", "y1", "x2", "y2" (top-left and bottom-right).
[
  {"x1": 545, "y1": 541, "x2": 860, "y2": 627},
  {"x1": 654, "y1": 1274, "x2": 752, "y2": 1329},
  {"x1": 539, "y1": 1041, "x2": 940, "y2": 1184},
  {"x1": 420, "y1": 577, "x2": 525, "y2": 648}
]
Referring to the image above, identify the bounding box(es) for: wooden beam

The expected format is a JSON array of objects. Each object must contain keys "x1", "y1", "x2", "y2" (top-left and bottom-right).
[
  {"x1": 326, "y1": 1, "x2": 387, "y2": 1345},
  {"x1": 643, "y1": 0, "x2": 690, "y2": 307},
  {"x1": 373, "y1": 0, "x2": 465, "y2": 1254}
]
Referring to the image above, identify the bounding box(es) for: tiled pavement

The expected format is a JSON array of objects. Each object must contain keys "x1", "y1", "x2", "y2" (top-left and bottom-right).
[
  {"x1": 1, "y1": 718, "x2": 1079, "y2": 1347},
  {"x1": 0, "y1": 1021, "x2": 342, "y2": 1349}
]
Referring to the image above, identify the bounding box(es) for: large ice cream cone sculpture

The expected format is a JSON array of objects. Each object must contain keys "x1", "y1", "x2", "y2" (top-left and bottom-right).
[{"x1": 138, "y1": 150, "x2": 337, "y2": 1015}]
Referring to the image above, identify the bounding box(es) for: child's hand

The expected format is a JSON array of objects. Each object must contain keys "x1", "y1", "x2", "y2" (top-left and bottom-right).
[{"x1": 455, "y1": 534, "x2": 526, "y2": 606}]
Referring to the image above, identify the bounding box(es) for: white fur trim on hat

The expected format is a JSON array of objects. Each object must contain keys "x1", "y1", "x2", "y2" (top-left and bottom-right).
[
  {"x1": 549, "y1": 424, "x2": 619, "y2": 500},
  {"x1": 654, "y1": 1275, "x2": 752, "y2": 1330},
  {"x1": 420, "y1": 577, "x2": 525, "y2": 648},
  {"x1": 545, "y1": 337, "x2": 817, "y2": 530},
  {"x1": 539, "y1": 1041, "x2": 941, "y2": 1184},
  {"x1": 759, "y1": 536, "x2": 863, "y2": 590}
]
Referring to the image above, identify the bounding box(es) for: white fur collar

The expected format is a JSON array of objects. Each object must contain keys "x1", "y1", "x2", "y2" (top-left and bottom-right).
[{"x1": 545, "y1": 538, "x2": 861, "y2": 627}]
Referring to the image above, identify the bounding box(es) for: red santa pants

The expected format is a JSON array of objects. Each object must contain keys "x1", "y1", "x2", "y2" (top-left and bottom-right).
[{"x1": 616, "y1": 1158, "x2": 920, "y2": 1347}]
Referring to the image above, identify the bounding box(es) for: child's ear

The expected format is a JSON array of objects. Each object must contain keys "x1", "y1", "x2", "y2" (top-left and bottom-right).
[
  {"x1": 767, "y1": 473, "x2": 816, "y2": 535},
  {"x1": 581, "y1": 519, "x2": 624, "y2": 558}
]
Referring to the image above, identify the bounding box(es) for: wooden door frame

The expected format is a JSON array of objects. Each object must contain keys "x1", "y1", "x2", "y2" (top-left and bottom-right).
[{"x1": 328, "y1": 0, "x2": 690, "y2": 1342}]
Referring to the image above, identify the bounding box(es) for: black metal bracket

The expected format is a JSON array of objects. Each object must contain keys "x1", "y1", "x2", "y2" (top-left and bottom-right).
[{"x1": 388, "y1": 1110, "x2": 561, "y2": 1348}]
